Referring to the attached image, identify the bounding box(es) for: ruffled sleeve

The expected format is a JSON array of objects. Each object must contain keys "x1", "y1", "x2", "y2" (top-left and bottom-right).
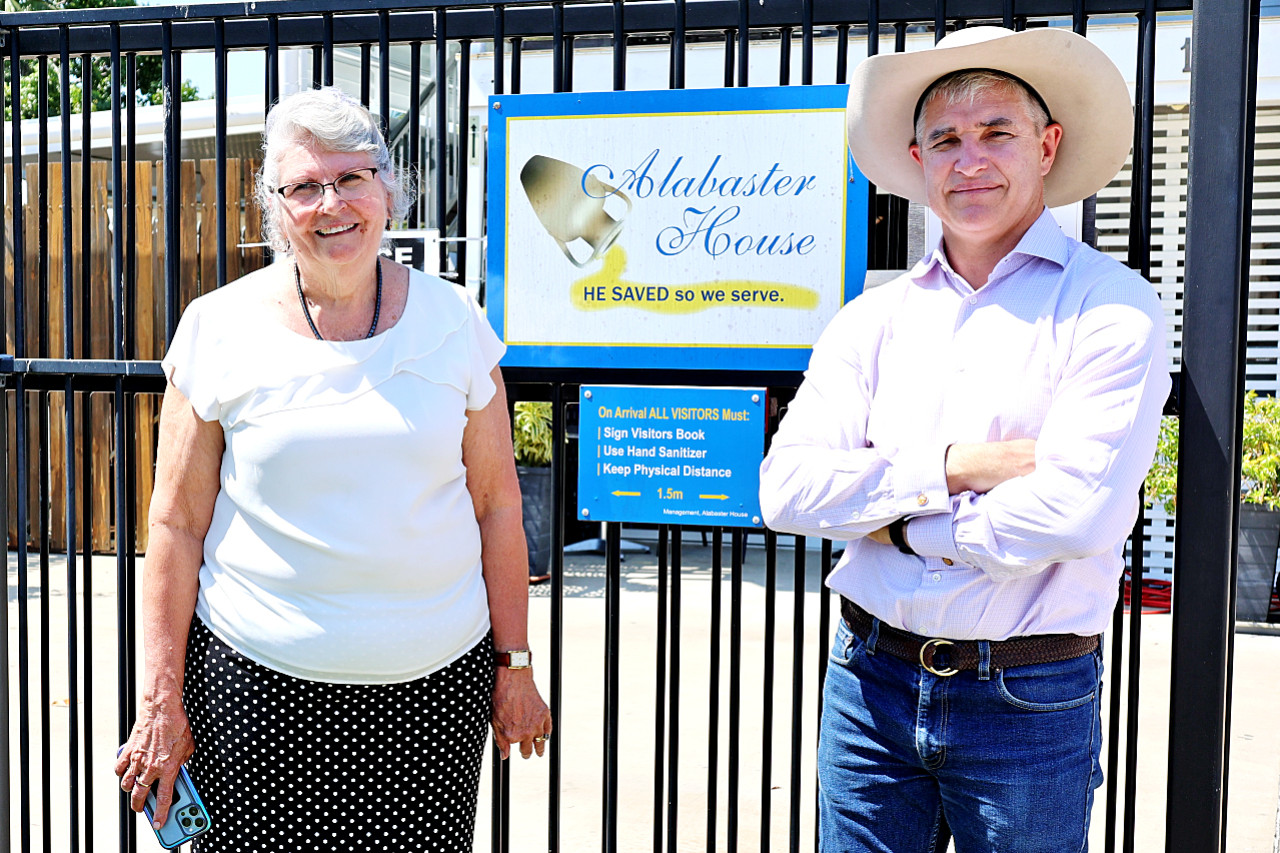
[
  {"x1": 161, "y1": 299, "x2": 221, "y2": 422},
  {"x1": 462, "y1": 290, "x2": 506, "y2": 411}
]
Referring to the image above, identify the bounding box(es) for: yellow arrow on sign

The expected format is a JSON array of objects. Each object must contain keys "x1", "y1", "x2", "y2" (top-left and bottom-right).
[
  {"x1": 700, "y1": 494, "x2": 730, "y2": 500},
  {"x1": 612, "y1": 490, "x2": 641, "y2": 497}
]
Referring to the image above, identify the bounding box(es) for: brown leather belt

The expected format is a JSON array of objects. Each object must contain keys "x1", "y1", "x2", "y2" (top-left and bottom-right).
[{"x1": 840, "y1": 598, "x2": 1099, "y2": 676}]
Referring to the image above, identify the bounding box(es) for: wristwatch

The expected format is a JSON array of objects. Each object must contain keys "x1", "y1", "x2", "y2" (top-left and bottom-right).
[
  {"x1": 495, "y1": 650, "x2": 532, "y2": 669},
  {"x1": 887, "y1": 517, "x2": 917, "y2": 556}
]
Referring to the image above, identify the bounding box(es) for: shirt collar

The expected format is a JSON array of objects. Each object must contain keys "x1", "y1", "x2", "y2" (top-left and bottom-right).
[{"x1": 910, "y1": 207, "x2": 1071, "y2": 284}]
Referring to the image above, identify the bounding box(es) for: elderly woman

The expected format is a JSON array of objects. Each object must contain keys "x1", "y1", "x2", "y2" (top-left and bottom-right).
[{"x1": 112, "y1": 86, "x2": 551, "y2": 851}]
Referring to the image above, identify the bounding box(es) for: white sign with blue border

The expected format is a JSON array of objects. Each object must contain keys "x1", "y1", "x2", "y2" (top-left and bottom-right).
[
  {"x1": 487, "y1": 85, "x2": 867, "y2": 372},
  {"x1": 578, "y1": 385, "x2": 765, "y2": 528}
]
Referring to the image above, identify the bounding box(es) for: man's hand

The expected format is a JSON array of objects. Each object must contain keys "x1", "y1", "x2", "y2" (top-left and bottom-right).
[
  {"x1": 866, "y1": 526, "x2": 893, "y2": 546},
  {"x1": 945, "y1": 440, "x2": 1037, "y2": 495}
]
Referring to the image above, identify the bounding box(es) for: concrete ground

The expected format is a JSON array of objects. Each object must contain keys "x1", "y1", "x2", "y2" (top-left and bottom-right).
[{"x1": 7, "y1": 541, "x2": 1280, "y2": 852}]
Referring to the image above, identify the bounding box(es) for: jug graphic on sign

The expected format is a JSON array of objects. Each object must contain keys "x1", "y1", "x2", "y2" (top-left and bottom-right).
[{"x1": 520, "y1": 155, "x2": 632, "y2": 268}]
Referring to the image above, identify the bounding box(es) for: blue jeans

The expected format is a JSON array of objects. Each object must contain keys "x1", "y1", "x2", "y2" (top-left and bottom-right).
[{"x1": 818, "y1": 616, "x2": 1104, "y2": 853}]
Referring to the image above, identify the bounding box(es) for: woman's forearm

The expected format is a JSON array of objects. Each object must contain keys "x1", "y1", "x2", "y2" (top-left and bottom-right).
[
  {"x1": 479, "y1": 504, "x2": 531, "y2": 652},
  {"x1": 139, "y1": 523, "x2": 204, "y2": 702}
]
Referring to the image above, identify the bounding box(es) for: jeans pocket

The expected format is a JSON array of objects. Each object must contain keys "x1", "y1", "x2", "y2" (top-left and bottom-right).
[
  {"x1": 828, "y1": 619, "x2": 859, "y2": 667},
  {"x1": 996, "y1": 652, "x2": 1100, "y2": 712}
]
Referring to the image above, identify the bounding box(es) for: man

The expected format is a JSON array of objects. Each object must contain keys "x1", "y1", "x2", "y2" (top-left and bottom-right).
[{"x1": 759, "y1": 26, "x2": 1168, "y2": 853}]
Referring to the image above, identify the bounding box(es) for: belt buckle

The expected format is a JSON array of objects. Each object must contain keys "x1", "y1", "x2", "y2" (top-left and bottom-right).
[{"x1": 920, "y1": 638, "x2": 958, "y2": 676}]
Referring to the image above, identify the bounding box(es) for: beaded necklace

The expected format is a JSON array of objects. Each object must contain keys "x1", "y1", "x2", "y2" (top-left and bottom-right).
[{"x1": 294, "y1": 260, "x2": 383, "y2": 341}]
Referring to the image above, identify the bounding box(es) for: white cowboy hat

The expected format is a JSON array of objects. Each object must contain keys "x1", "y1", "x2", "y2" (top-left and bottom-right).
[{"x1": 846, "y1": 25, "x2": 1133, "y2": 208}]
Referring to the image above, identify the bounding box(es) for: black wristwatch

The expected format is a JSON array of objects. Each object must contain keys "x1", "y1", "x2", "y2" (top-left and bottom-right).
[{"x1": 887, "y1": 517, "x2": 917, "y2": 556}]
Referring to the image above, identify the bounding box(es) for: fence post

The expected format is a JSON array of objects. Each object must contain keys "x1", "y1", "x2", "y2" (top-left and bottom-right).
[
  {"x1": 0, "y1": 374, "x2": 9, "y2": 853},
  {"x1": 1166, "y1": 2, "x2": 1262, "y2": 851}
]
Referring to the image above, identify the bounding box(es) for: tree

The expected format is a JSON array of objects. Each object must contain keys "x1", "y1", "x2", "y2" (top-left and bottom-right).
[{"x1": 2, "y1": 0, "x2": 201, "y2": 121}]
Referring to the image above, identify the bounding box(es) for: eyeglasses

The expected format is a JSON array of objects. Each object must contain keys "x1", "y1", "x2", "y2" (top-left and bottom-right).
[{"x1": 275, "y1": 167, "x2": 380, "y2": 206}]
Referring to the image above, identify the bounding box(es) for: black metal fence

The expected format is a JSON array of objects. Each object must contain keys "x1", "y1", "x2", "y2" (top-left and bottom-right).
[{"x1": 0, "y1": 1, "x2": 1263, "y2": 852}]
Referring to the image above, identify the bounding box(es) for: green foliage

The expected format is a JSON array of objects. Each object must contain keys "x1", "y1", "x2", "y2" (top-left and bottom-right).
[
  {"x1": 1144, "y1": 415, "x2": 1180, "y2": 514},
  {"x1": 1144, "y1": 391, "x2": 1280, "y2": 512},
  {"x1": 2, "y1": 0, "x2": 201, "y2": 121},
  {"x1": 513, "y1": 401, "x2": 553, "y2": 468}
]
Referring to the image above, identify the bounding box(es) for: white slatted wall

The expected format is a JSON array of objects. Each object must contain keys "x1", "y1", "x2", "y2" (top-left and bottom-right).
[{"x1": 1095, "y1": 104, "x2": 1280, "y2": 579}]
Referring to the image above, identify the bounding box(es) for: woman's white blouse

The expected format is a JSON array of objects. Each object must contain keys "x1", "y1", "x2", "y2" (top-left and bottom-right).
[{"x1": 162, "y1": 267, "x2": 506, "y2": 684}]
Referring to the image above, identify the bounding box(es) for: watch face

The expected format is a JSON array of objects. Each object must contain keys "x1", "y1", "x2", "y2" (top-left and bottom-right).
[{"x1": 509, "y1": 651, "x2": 531, "y2": 668}]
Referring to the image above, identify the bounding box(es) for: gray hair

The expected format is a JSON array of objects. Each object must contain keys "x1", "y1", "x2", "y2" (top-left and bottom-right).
[
  {"x1": 913, "y1": 69, "x2": 1052, "y2": 147},
  {"x1": 256, "y1": 86, "x2": 416, "y2": 254}
]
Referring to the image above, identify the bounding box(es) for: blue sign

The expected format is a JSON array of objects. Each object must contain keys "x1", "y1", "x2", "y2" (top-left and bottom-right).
[
  {"x1": 487, "y1": 85, "x2": 867, "y2": 372},
  {"x1": 578, "y1": 385, "x2": 766, "y2": 527}
]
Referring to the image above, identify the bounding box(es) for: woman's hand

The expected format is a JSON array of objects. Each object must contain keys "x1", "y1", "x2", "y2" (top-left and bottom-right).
[
  {"x1": 492, "y1": 668, "x2": 553, "y2": 760},
  {"x1": 113, "y1": 695, "x2": 195, "y2": 830}
]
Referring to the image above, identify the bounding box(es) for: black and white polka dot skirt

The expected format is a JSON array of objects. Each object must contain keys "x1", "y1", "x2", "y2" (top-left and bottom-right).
[{"x1": 183, "y1": 617, "x2": 494, "y2": 853}]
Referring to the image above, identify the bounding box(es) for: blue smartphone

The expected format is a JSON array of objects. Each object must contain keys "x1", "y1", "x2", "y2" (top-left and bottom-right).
[{"x1": 142, "y1": 764, "x2": 211, "y2": 848}]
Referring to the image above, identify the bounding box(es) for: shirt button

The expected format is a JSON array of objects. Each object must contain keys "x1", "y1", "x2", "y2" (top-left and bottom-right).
[
  {"x1": 916, "y1": 493, "x2": 929, "y2": 506},
  {"x1": 942, "y1": 558, "x2": 954, "y2": 566},
  {"x1": 918, "y1": 625, "x2": 930, "y2": 635},
  {"x1": 968, "y1": 296, "x2": 977, "y2": 305},
  {"x1": 931, "y1": 573, "x2": 942, "y2": 583},
  {"x1": 851, "y1": 510, "x2": 861, "y2": 519}
]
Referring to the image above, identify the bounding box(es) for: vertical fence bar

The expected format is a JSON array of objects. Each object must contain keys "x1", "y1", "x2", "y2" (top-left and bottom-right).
[
  {"x1": 552, "y1": 2, "x2": 564, "y2": 93},
  {"x1": 935, "y1": 0, "x2": 947, "y2": 42},
  {"x1": 10, "y1": 29, "x2": 25, "y2": 360},
  {"x1": 38, "y1": 387, "x2": 51, "y2": 853},
  {"x1": 788, "y1": 537, "x2": 806, "y2": 853},
  {"x1": 15, "y1": 370, "x2": 30, "y2": 853},
  {"x1": 1167, "y1": 3, "x2": 1261, "y2": 852},
  {"x1": 456, "y1": 39, "x2": 471, "y2": 283},
  {"x1": 322, "y1": 11, "x2": 334, "y2": 86},
  {"x1": 267, "y1": 15, "x2": 279, "y2": 108},
  {"x1": 0, "y1": 366, "x2": 8, "y2": 853},
  {"x1": 215, "y1": 17, "x2": 228, "y2": 287},
  {"x1": 1106, "y1": 575, "x2": 1124, "y2": 853},
  {"x1": 612, "y1": 0, "x2": 625, "y2": 90},
  {"x1": 38, "y1": 55, "x2": 48, "y2": 361},
  {"x1": 548, "y1": 383, "x2": 565, "y2": 853},
  {"x1": 125, "y1": 53, "x2": 137, "y2": 359},
  {"x1": 723, "y1": 29, "x2": 734, "y2": 88},
  {"x1": 706, "y1": 527, "x2": 723, "y2": 853},
  {"x1": 59, "y1": 30, "x2": 72, "y2": 360},
  {"x1": 652, "y1": 527, "x2": 669, "y2": 853},
  {"x1": 0, "y1": 46, "x2": 7, "y2": 836},
  {"x1": 162, "y1": 22, "x2": 179, "y2": 340},
  {"x1": 57, "y1": 29, "x2": 81, "y2": 850},
  {"x1": 379, "y1": 10, "x2": 391, "y2": 139},
  {"x1": 510, "y1": 36, "x2": 522, "y2": 94},
  {"x1": 867, "y1": 1, "x2": 879, "y2": 58},
  {"x1": 407, "y1": 42, "x2": 422, "y2": 229},
  {"x1": 736, "y1": 0, "x2": 748, "y2": 87},
  {"x1": 778, "y1": 28, "x2": 790, "y2": 85},
  {"x1": 35, "y1": 51, "x2": 54, "y2": 853},
  {"x1": 800, "y1": 0, "x2": 813, "y2": 84},
  {"x1": 835, "y1": 24, "x2": 848, "y2": 84},
  {"x1": 759, "y1": 529, "x2": 778, "y2": 853},
  {"x1": 603, "y1": 522, "x2": 622, "y2": 853},
  {"x1": 814, "y1": 539, "x2": 833, "y2": 853},
  {"x1": 434, "y1": 10, "x2": 449, "y2": 274},
  {"x1": 360, "y1": 43, "x2": 372, "y2": 107},
  {"x1": 1118, "y1": 8, "x2": 1157, "y2": 853},
  {"x1": 77, "y1": 47, "x2": 95, "y2": 851},
  {"x1": 563, "y1": 37, "x2": 574, "y2": 92},
  {"x1": 727, "y1": 530, "x2": 744, "y2": 853},
  {"x1": 666, "y1": 529, "x2": 683, "y2": 853},
  {"x1": 63, "y1": 375, "x2": 78, "y2": 853},
  {"x1": 111, "y1": 27, "x2": 124, "y2": 357},
  {"x1": 8, "y1": 30, "x2": 31, "y2": 853},
  {"x1": 671, "y1": 0, "x2": 685, "y2": 90}
]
